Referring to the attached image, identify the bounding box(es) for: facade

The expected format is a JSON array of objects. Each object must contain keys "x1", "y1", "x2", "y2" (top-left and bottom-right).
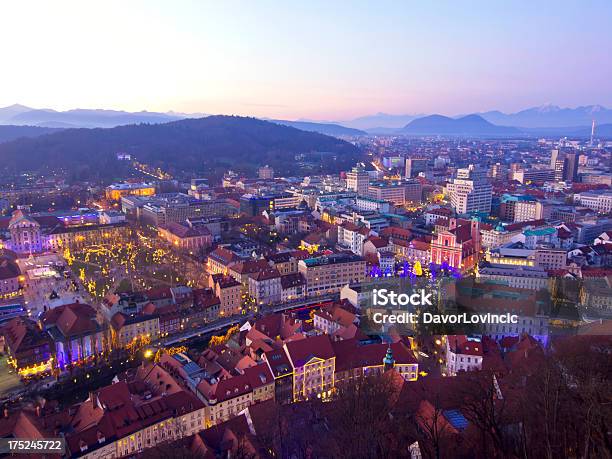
[
  {"x1": 162, "y1": 350, "x2": 275, "y2": 427},
  {"x1": 46, "y1": 222, "x2": 130, "y2": 251},
  {"x1": 430, "y1": 219, "x2": 481, "y2": 272},
  {"x1": 355, "y1": 197, "x2": 391, "y2": 213},
  {"x1": 209, "y1": 274, "x2": 242, "y2": 316},
  {"x1": 284, "y1": 335, "x2": 336, "y2": 401},
  {"x1": 345, "y1": 166, "x2": 370, "y2": 195},
  {"x1": 368, "y1": 182, "x2": 406, "y2": 206},
  {"x1": 280, "y1": 272, "x2": 306, "y2": 302},
  {"x1": 263, "y1": 348, "x2": 294, "y2": 404},
  {"x1": 110, "y1": 313, "x2": 160, "y2": 348},
  {"x1": 140, "y1": 193, "x2": 227, "y2": 226},
  {"x1": 105, "y1": 182, "x2": 155, "y2": 201},
  {"x1": 337, "y1": 222, "x2": 371, "y2": 255},
  {"x1": 40, "y1": 303, "x2": 109, "y2": 370},
  {"x1": 404, "y1": 179, "x2": 423, "y2": 203},
  {"x1": 445, "y1": 336, "x2": 483, "y2": 376},
  {"x1": 258, "y1": 165, "x2": 274, "y2": 180},
  {"x1": 446, "y1": 165, "x2": 492, "y2": 215},
  {"x1": 476, "y1": 263, "x2": 549, "y2": 290},
  {"x1": 574, "y1": 190, "x2": 612, "y2": 214},
  {"x1": 533, "y1": 248, "x2": 567, "y2": 270},
  {"x1": 500, "y1": 195, "x2": 550, "y2": 222},
  {"x1": 511, "y1": 167, "x2": 555, "y2": 184},
  {"x1": 248, "y1": 268, "x2": 282, "y2": 305},
  {"x1": 391, "y1": 238, "x2": 431, "y2": 264},
  {"x1": 0, "y1": 253, "x2": 21, "y2": 298},
  {"x1": 298, "y1": 253, "x2": 366, "y2": 296},
  {"x1": 333, "y1": 340, "x2": 419, "y2": 384},
  {"x1": 313, "y1": 303, "x2": 356, "y2": 336},
  {"x1": 265, "y1": 252, "x2": 299, "y2": 275},
  {"x1": 455, "y1": 280, "x2": 550, "y2": 340},
  {"x1": 405, "y1": 158, "x2": 428, "y2": 178},
  {"x1": 1, "y1": 317, "x2": 54, "y2": 378},
  {"x1": 158, "y1": 222, "x2": 212, "y2": 252},
  {"x1": 7, "y1": 210, "x2": 43, "y2": 254},
  {"x1": 206, "y1": 247, "x2": 241, "y2": 275}
]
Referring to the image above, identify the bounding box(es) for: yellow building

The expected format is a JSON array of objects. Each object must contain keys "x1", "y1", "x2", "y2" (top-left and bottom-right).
[
  {"x1": 110, "y1": 312, "x2": 159, "y2": 348},
  {"x1": 105, "y1": 182, "x2": 155, "y2": 201},
  {"x1": 195, "y1": 363, "x2": 275, "y2": 426},
  {"x1": 284, "y1": 335, "x2": 336, "y2": 401},
  {"x1": 208, "y1": 274, "x2": 242, "y2": 316}
]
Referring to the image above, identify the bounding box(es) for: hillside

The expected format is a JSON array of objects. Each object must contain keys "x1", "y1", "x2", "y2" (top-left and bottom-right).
[
  {"x1": 401, "y1": 114, "x2": 520, "y2": 136},
  {"x1": 271, "y1": 120, "x2": 366, "y2": 137},
  {"x1": 0, "y1": 125, "x2": 63, "y2": 143},
  {"x1": 0, "y1": 116, "x2": 361, "y2": 179}
]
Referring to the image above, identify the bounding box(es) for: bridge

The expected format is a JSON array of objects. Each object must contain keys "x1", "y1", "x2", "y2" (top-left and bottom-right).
[{"x1": 158, "y1": 295, "x2": 338, "y2": 345}]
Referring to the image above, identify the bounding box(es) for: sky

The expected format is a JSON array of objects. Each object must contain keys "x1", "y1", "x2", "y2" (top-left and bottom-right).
[{"x1": 2, "y1": 0, "x2": 612, "y2": 120}]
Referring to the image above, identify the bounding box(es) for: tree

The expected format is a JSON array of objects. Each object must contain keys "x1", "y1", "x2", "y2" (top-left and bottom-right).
[
  {"x1": 414, "y1": 397, "x2": 455, "y2": 459},
  {"x1": 455, "y1": 371, "x2": 509, "y2": 457},
  {"x1": 325, "y1": 374, "x2": 410, "y2": 459}
]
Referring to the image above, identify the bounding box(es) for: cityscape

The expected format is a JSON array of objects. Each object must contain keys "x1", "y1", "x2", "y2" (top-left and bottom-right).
[{"x1": 0, "y1": 2, "x2": 611, "y2": 459}]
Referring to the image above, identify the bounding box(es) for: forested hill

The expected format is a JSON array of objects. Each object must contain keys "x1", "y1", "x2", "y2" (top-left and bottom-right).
[{"x1": 0, "y1": 116, "x2": 361, "y2": 179}]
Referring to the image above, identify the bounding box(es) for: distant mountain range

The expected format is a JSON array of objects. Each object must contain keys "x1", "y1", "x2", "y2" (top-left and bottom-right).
[
  {"x1": 400, "y1": 114, "x2": 520, "y2": 136},
  {"x1": 1, "y1": 103, "x2": 611, "y2": 138},
  {"x1": 0, "y1": 104, "x2": 201, "y2": 129},
  {"x1": 339, "y1": 105, "x2": 612, "y2": 132},
  {"x1": 478, "y1": 105, "x2": 612, "y2": 128},
  {"x1": 0, "y1": 116, "x2": 360, "y2": 179}
]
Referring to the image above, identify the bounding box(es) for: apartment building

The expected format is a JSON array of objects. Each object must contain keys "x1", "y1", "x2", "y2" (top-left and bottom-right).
[
  {"x1": 446, "y1": 165, "x2": 492, "y2": 215},
  {"x1": 298, "y1": 253, "x2": 366, "y2": 296}
]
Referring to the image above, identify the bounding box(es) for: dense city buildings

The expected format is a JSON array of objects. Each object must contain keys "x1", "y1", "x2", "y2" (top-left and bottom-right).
[{"x1": 0, "y1": 108, "x2": 610, "y2": 459}]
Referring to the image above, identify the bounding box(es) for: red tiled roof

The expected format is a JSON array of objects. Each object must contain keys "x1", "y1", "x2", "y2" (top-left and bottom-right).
[
  {"x1": 366, "y1": 236, "x2": 389, "y2": 249},
  {"x1": 41, "y1": 303, "x2": 98, "y2": 337},
  {"x1": 280, "y1": 272, "x2": 305, "y2": 289},
  {"x1": 252, "y1": 267, "x2": 280, "y2": 282},
  {"x1": 208, "y1": 247, "x2": 241, "y2": 265},
  {"x1": 332, "y1": 339, "x2": 416, "y2": 372},
  {"x1": 230, "y1": 259, "x2": 269, "y2": 275},
  {"x1": 161, "y1": 222, "x2": 211, "y2": 238},
  {"x1": 285, "y1": 334, "x2": 334, "y2": 366},
  {"x1": 447, "y1": 335, "x2": 483, "y2": 356}
]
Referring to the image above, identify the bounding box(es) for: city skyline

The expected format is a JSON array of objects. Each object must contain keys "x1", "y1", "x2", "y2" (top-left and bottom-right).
[{"x1": 2, "y1": 0, "x2": 612, "y2": 120}]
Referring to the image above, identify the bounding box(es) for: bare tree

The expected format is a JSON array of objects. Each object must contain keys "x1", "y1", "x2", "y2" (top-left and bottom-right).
[{"x1": 413, "y1": 397, "x2": 454, "y2": 459}]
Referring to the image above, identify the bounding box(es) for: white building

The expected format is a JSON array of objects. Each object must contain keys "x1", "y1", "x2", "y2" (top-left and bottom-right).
[
  {"x1": 445, "y1": 336, "x2": 483, "y2": 376},
  {"x1": 337, "y1": 222, "x2": 371, "y2": 255},
  {"x1": 346, "y1": 166, "x2": 370, "y2": 196},
  {"x1": 446, "y1": 165, "x2": 492, "y2": 215},
  {"x1": 574, "y1": 190, "x2": 612, "y2": 214}
]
